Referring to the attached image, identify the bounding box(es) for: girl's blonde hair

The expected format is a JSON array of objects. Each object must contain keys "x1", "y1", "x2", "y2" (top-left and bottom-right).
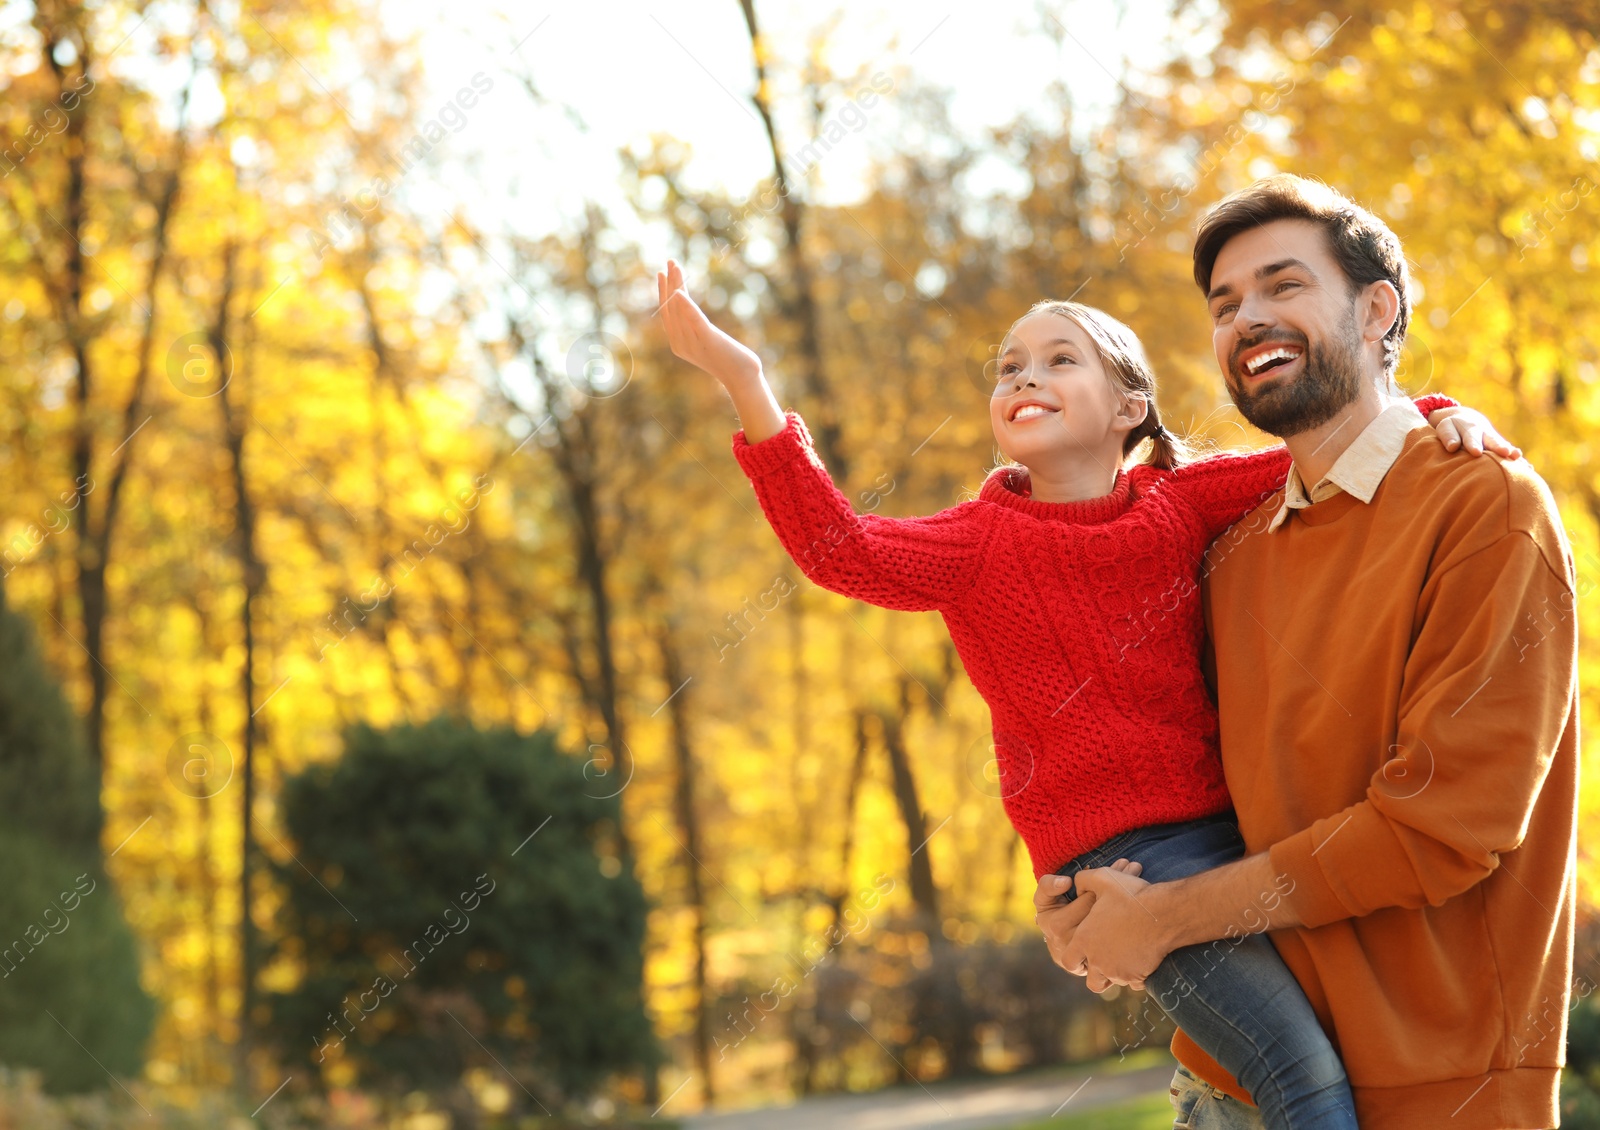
[{"x1": 1005, "y1": 300, "x2": 1191, "y2": 471}]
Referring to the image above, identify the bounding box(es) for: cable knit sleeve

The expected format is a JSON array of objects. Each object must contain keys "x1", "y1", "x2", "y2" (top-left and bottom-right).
[
  {"x1": 1168, "y1": 394, "x2": 1459, "y2": 538},
  {"x1": 1165, "y1": 446, "x2": 1295, "y2": 540},
  {"x1": 731, "y1": 411, "x2": 987, "y2": 612},
  {"x1": 1412, "y1": 392, "x2": 1459, "y2": 418}
]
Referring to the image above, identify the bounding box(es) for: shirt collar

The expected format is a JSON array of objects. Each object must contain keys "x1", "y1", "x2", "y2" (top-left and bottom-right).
[{"x1": 1268, "y1": 400, "x2": 1427, "y2": 532}]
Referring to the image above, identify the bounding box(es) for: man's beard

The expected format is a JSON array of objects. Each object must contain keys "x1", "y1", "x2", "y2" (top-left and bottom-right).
[{"x1": 1226, "y1": 312, "x2": 1365, "y2": 437}]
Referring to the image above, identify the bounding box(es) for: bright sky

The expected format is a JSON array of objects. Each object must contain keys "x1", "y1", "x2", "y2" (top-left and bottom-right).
[
  {"x1": 0, "y1": 0, "x2": 1217, "y2": 398},
  {"x1": 376, "y1": 0, "x2": 1216, "y2": 239},
  {"x1": 335, "y1": 0, "x2": 1219, "y2": 407},
  {"x1": 0, "y1": 0, "x2": 1218, "y2": 264}
]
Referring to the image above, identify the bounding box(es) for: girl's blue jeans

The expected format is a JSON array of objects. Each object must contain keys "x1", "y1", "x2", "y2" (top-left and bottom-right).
[{"x1": 1053, "y1": 811, "x2": 1358, "y2": 1130}]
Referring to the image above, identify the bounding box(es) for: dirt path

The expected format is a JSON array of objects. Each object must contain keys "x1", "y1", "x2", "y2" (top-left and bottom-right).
[{"x1": 681, "y1": 1061, "x2": 1175, "y2": 1130}]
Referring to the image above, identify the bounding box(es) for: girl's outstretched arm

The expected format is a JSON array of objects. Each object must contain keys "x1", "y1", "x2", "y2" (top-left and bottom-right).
[{"x1": 658, "y1": 261, "x2": 987, "y2": 612}]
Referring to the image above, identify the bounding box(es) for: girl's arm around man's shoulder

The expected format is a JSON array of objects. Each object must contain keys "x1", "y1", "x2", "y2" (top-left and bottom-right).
[
  {"x1": 1157, "y1": 443, "x2": 1294, "y2": 540},
  {"x1": 1160, "y1": 394, "x2": 1475, "y2": 538}
]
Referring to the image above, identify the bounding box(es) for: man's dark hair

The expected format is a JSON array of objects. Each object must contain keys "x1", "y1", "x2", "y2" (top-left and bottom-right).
[{"x1": 1193, "y1": 174, "x2": 1411, "y2": 377}]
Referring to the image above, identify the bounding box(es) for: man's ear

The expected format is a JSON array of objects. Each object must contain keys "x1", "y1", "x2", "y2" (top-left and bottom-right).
[{"x1": 1359, "y1": 279, "x2": 1401, "y2": 347}]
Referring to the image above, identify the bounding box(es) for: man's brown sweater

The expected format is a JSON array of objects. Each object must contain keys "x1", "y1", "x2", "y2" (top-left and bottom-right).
[{"x1": 1173, "y1": 424, "x2": 1580, "y2": 1130}]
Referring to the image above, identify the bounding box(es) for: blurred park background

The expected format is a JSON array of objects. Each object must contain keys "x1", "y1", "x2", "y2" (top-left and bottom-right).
[{"x1": 0, "y1": 0, "x2": 1595, "y2": 1126}]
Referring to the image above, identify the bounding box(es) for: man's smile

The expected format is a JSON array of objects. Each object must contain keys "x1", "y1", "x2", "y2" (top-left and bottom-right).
[{"x1": 1236, "y1": 340, "x2": 1306, "y2": 381}]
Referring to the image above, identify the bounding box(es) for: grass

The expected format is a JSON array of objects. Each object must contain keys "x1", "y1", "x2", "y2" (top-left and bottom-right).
[
  {"x1": 999, "y1": 1048, "x2": 1174, "y2": 1129},
  {"x1": 1088, "y1": 1047, "x2": 1173, "y2": 1076},
  {"x1": 1007, "y1": 1089, "x2": 1175, "y2": 1129}
]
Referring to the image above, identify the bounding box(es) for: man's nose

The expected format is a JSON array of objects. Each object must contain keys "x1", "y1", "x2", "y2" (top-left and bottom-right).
[{"x1": 1236, "y1": 292, "x2": 1275, "y2": 333}]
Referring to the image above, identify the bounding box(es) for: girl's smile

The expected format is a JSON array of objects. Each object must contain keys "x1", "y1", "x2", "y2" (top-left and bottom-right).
[{"x1": 1007, "y1": 399, "x2": 1060, "y2": 423}]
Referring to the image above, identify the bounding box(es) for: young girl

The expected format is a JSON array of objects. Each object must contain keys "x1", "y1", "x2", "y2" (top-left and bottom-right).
[{"x1": 656, "y1": 259, "x2": 1512, "y2": 1130}]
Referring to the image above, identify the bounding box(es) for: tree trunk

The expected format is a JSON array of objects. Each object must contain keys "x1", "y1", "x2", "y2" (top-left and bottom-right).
[
  {"x1": 877, "y1": 683, "x2": 940, "y2": 932},
  {"x1": 39, "y1": 7, "x2": 193, "y2": 847},
  {"x1": 736, "y1": 0, "x2": 847, "y2": 480},
  {"x1": 523, "y1": 347, "x2": 635, "y2": 826},
  {"x1": 184, "y1": 600, "x2": 227, "y2": 1086},
  {"x1": 211, "y1": 241, "x2": 264, "y2": 1087},
  {"x1": 656, "y1": 620, "x2": 714, "y2": 1105},
  {"x1": 829, "y1": 710, "x2": 872, "y2": 928},
  {"x1": 797, "y1": 707, "x2": 871, "y2": 1095}
]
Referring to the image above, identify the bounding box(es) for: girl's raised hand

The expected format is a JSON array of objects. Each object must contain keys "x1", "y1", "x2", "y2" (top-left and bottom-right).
[
  {"x1": 656, "y1": 260, "x2": 787, "y2": 442},
  {"x1": 657, "y1": 260, "x2": 762, "y2": 388}
]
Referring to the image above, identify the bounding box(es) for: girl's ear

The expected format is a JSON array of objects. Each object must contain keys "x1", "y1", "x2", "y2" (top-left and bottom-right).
[{"x1": 1115, "y1": 392, "x2": 1151, "y2": 434}]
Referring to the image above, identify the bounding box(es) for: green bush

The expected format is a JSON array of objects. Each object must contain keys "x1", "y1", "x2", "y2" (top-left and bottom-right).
[
  {"x1": 1564, "y1": 987, "x2": 1600, "y2": 1128},
  {"x1": 261, "y1": 717, "x2": 660, "y2": 1113},
  {"x1": 0, "y1": 583, "x2": 153, "y2": 1091},
  {"x1": 0, "y1": 585, "x2": 102, "y2": 854},
  {"x1": 0, "y1": 827, "x2": 153, "y2": 1093}
]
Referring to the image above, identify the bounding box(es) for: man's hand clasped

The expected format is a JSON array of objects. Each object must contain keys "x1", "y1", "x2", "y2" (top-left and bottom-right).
[{"x1": 1033, "y1": 858, "x2": 1167, "y2": 993}]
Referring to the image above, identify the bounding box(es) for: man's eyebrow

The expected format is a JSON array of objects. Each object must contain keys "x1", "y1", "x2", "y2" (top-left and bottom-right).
[
  {"x1": 1257, "y1": 257, "x2": 1314, "y2": 281},
  {"x1": 1207, "y1": 257, "x2": 1316, "y2": 302}
]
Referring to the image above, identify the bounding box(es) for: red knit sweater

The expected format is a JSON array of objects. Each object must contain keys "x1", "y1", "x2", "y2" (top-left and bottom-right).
[{"x1": 732, "y1": 399, "x2": 1456, "y2": 878}]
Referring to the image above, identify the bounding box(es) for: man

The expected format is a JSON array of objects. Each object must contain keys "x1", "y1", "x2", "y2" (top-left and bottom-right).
[{"x1": 1034, "y1": 175, "x2": 1580, "y2": 1130}]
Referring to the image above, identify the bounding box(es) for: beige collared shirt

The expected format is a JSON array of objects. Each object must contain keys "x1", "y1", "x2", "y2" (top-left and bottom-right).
[{"x1": 1268, "y1": 400, "x2": 1429, "y2": 532}]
